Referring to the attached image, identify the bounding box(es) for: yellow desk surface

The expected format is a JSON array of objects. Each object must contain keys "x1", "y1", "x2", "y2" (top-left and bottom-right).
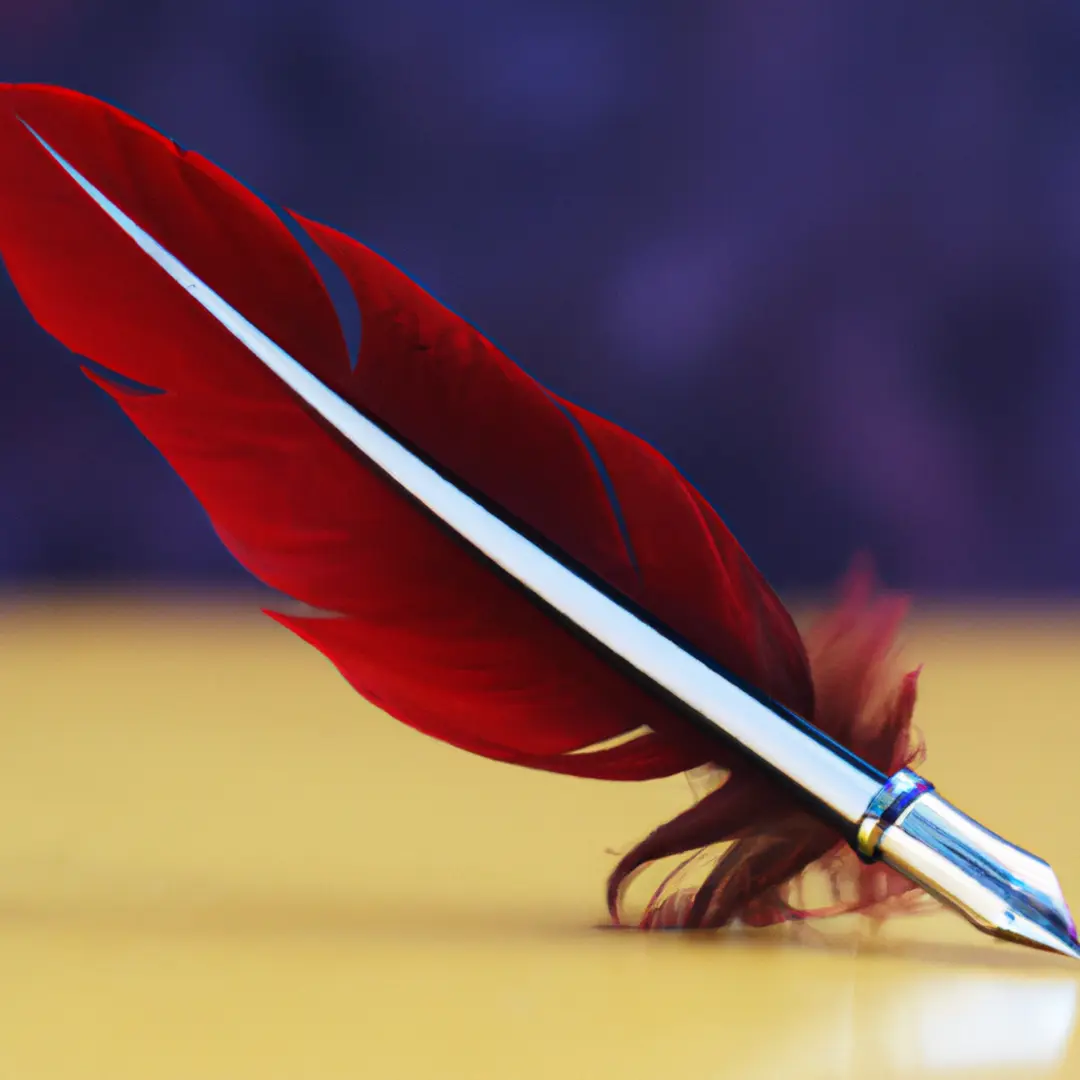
[{"x1": 1, "y1": 597, "x2": 1078, "y2": 1079}]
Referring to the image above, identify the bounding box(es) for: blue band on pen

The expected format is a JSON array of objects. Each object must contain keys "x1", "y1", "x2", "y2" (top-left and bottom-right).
[{"x1": 856, "y1": 769, "x2": 934, "y2": 861}]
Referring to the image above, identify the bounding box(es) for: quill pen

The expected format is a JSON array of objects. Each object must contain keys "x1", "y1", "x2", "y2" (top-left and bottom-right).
[{"x1": 0, "y1": 86, "x2": 1075, "y2": 954}]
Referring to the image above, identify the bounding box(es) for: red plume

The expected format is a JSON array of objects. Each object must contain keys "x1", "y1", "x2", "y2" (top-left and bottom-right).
[{"x1": 0, "y1": 86, "x2": 925, "y2": 927}]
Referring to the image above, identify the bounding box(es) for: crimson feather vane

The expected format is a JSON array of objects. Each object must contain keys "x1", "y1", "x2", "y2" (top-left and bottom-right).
[{"x1": 0, "y1": 85, "x2": 925, "y2": 928}]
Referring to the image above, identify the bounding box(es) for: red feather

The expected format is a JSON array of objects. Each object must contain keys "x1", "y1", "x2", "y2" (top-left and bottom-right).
[{"x1": 0, "y1": 85, "x2": 925, "y2": 927}]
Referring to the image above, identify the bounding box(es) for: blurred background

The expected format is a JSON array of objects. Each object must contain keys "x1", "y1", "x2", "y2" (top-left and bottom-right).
[
  {"x1": 2, "y1": 0, "x2": 1079, "y2": 595},
  {"x1": 6, "y1": 11, "x2": 1080, "y2": 1076}
]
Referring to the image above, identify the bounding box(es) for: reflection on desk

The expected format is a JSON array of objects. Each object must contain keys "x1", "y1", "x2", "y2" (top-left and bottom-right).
[{"x1": 879, "y1": 972, "x2": 1077, "y2": 1072}]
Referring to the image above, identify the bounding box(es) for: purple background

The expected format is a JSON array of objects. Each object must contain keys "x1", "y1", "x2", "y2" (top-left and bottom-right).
[{"x1": 2, "y1": 1, "x2": 1079, "y2": 594}]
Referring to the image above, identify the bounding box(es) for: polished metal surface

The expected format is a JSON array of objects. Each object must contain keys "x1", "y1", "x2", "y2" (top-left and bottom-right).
[
  {"x1": 878, "y1": 788, "x2": 1080, "y2": 958},
  {"x1": 856, "y1": 768, "x2": 934, "y2": 858}
]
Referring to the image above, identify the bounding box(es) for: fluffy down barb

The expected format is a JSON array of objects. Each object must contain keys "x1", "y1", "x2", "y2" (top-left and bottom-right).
[{"x1": 608, "y1": 559, "x2": 930, "y2": 930}]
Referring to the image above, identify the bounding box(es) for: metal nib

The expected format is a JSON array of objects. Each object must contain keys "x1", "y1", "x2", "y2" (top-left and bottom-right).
[{"x1": 873, "y1": 787, "x2": 1080, "y2": 958}]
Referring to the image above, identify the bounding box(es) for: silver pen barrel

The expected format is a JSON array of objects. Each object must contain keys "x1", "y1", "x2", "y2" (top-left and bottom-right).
[{"x1": 27, "y1": 122, "x2": 1079, "y2": 959}]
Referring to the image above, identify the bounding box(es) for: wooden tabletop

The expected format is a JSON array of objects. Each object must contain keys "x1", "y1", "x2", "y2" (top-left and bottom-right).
[{"x1": 0, "y1": 597, "x2": 1077, "y2": 1079}]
